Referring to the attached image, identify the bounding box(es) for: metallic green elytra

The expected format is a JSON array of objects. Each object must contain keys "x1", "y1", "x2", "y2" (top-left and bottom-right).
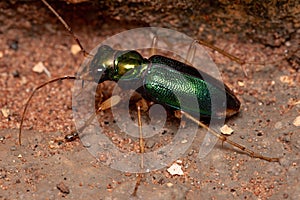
[{"x1": 83, "y1": 45, "x2": 241, "y2": 119}]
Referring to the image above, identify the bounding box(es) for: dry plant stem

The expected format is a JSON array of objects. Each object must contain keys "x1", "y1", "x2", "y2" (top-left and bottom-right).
[
  {"x1": 181, "y1": 111, "x2": 280, "y2": 162},
  {"x1": 19, "y1": 76, "x2": 76, "y2": 145}
]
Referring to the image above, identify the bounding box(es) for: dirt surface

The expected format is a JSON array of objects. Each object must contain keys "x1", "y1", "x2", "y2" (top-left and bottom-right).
[{"x1": 0, "y1": 1, "x2": 299, "y2": 200}]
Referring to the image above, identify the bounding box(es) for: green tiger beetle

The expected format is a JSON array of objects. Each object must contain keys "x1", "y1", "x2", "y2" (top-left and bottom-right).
[
  {"x1": 19, "y1": 0, "x2": 281, "y2": 196},
  {"x1": 19, "y1": 0, "x2": 280, "y2": 164}
]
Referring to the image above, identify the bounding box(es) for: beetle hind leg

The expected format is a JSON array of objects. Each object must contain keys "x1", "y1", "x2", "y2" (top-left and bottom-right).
[{"x1": 186, "y1": 40, "x2": 198, "y2": 64}]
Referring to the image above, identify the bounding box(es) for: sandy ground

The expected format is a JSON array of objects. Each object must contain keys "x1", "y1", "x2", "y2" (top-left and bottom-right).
[{"x1": 0, "y1": 1, "x2": 299, "y2": 200}]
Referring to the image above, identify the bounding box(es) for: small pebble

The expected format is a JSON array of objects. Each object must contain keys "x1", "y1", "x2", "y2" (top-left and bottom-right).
[
  {"x1": 176, "y1": 160, "x2": 183, "y2": 164},
  {"x1": 146, "y1": 140, "x2": 155, "y2": 148},
  {"x1": 181, "y1": 139, "x2": 188, "y2": 144},
  {"x1": 71, "y1": 44, "x2": 81, "y2": 55},
  {"x1": 274, "y1": 121, "x2": 283, "y2": 129},
  {"x1": 21, "y1": 76, "x2": 27, "y2": 85},
  {"x1": 9, "y1": 40, "x2": 18, "y2": 51},
  {"x1": 166, "y1": 182, "x2": 173, "y2": 187},
  {"x1": 220, "y1": 124, "x2": 234, "y2": 135},
  {"x1": 285, "y1": 41, "x2": 291, "y2": 47},
  {"x1": 56, "y1": 182, "x2": 70, "y2": 194},
  {"x1": 237, "y1": 80, "x2": 244, "y2": 86},
  {"x1": 167, "y1": 163, "x2": 184, "y2": 176},
  {"x1": 32, "y1": 62, "x2": 45, "y2": 73},
  {"x1": 1, "y1": 107, "x2": 10, "y2": 118},
  {"x1": 98, "y1": 154, "x2": 108, "y2": 162},
  {"x1": 83, "y1": 142, "x2": 91, "y2": 148},
  {"x1": 32, "y1": 61, "x2": 51, "y2": 77},
  {"x1": 188, "y1": 149, "x2": 195, "y2": 156},
  {"x1": 293, "y1": 116, "x2": 300, "y2": 127},
  {"x1": 280, "y1": 75, "x2": 294, "y2": 85},
  {"x1": 12, "y1": 70, "x2": 20, "y2": 78},
  {"x1": 283, "y1": 135, "x2": 291, "y2": 143},
  {"x1": 257, "y1": 131, "x2": 263, "y2": 136}
]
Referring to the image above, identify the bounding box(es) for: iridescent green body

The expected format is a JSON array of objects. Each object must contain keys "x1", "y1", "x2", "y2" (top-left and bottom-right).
[{"x1": 86, "y1": 45, "x2": 240, "y2": 119}]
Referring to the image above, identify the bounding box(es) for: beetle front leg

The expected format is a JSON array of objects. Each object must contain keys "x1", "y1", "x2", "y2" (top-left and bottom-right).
[{"x1": 65, "y1": 95, "x2": 121, "y2": 142}]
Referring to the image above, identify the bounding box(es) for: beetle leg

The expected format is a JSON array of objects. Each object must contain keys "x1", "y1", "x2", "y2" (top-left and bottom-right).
[
  {"x1": 150, "y1": 35, "x2": 158, "y2": 56},
  {"x1": 131, "y1": 104, "x2": 145, "y2": 197},
  {"x1": 136, "y1": 104, "x2": 145, "y2": 168},
  {"x1": 66, "y1": 95, "x2": 121, "y2": 142},
  {"x1": 181, "y1": 111, "x2": 280, "y2": 162},
  {"x1": 196, "y1": 40, "x2": 248, "y2": 77},
  {"x1": 186, "y1": 40, "x2": 197, "y2": 64}
]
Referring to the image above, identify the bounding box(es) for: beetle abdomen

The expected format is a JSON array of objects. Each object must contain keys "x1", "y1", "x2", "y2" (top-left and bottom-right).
[{"x1": 144, "y1": 55, "x2": 240, "y2": 118}]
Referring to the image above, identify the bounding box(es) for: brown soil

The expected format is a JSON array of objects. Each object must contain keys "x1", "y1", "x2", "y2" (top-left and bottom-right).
[{"x1": 0, "y1": 1, "x2": 299, "y2": 200}]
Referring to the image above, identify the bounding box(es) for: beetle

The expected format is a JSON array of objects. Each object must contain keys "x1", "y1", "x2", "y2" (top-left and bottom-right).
[
  {"x1": 72, "y1": 44, "x2": 279, "y2": 162},
  {"x1": 19, "y1": 0, "x2": 279, "y2": 163},
  {"x1": 81, "y1": 44, "x2": 241, "y2": 119}
]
